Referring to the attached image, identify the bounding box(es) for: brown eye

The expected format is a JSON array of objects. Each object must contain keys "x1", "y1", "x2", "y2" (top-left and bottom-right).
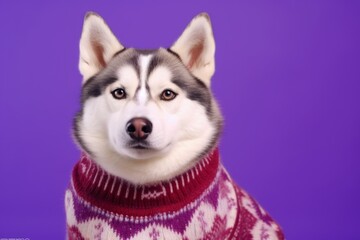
[
  {"x1": 111, "y1": 88, "x2": 126, "y2": 100},
  {"x1": 160, "y1": 89, "x2": 177, "y2": 101}
]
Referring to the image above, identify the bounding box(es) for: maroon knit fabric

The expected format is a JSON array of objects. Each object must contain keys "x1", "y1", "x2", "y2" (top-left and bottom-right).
[{"x1": 65, "y1": 148, "x2": 285, "y2": 239}]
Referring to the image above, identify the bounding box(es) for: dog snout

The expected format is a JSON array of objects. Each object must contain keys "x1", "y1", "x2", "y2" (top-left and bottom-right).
[{"x1": 126, "y1": 118, "x2": 153, "y2": 140}]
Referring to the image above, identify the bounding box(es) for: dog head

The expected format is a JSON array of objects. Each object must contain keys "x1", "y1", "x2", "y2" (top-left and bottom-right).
[{"x1": 73, "y1": 12, "x2": 223, "y2": 183}]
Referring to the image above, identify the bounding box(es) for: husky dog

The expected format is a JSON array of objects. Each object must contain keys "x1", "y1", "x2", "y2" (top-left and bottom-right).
[{"x1": 65, "y1": 12, "x2": 284, "y2": 240}]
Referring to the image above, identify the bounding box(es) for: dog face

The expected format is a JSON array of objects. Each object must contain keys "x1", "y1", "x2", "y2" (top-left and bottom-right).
[{"x1": 73, "y1": 12, "x2": 223, "y2": 184}]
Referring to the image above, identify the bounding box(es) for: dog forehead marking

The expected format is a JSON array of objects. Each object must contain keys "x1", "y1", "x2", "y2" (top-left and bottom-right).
[{"x1": 137, "y1": 54, "x2": 153, "y2": 104}]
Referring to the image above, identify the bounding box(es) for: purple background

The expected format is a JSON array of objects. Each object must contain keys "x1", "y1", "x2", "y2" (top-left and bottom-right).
[{"x1": 1, "y1": 1, "x2": 359, "y2": 239}]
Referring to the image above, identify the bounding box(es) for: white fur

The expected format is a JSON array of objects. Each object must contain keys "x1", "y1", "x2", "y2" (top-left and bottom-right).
[
  {"x1": 137, "y1": 55, "x2": 153, "y2": 104},
  {"x1": 79, "y1": 13, "x2": 124, "y2": 82},
  {"x1": 77, "y1": 13, "x2": 218, "y2": 184},
  {"x1": 80, "y1": 61, "x2": 216, "y2": 184},
  {"x1": 170, "y1": 13, "x2": 216, "y2": 86}
]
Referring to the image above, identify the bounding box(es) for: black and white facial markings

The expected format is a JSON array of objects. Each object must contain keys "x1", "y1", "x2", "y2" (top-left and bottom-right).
[{"x1": 73, "y1": 12, "x2": 223, "y2": 184}]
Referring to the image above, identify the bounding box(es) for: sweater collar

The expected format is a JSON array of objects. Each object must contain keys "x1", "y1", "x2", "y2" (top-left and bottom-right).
[{"x1": 71, "y1": 148, "x2": 220, "y2": 216}]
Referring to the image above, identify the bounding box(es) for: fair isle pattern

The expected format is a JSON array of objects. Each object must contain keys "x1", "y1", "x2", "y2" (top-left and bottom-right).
[{"x1": 65, "y1": 149, "x2": 285, "y2": 239}]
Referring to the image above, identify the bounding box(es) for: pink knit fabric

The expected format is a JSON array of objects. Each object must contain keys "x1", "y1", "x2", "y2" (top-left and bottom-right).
[{"x1": 65, "y1": 148, "x2": 285, "y2": 239}]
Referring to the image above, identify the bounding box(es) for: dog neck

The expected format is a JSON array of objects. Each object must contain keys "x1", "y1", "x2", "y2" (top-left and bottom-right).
[{"x1": 71, "y1": 147, "x2": 220, "y2": 215}]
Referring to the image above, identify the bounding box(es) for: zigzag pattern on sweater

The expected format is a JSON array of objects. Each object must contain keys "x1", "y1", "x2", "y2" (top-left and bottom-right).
[{"x1": 65, "y1": 149, "x2": 284, "y2": 239}]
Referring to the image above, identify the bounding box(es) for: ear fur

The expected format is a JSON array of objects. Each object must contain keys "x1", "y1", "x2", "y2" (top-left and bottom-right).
[
  {"x1": 79, "y1": 12, "x2": 124, "y2": 82},
  {"x1": 170, "y1": 13, "x2": 216, "y2": 86}
]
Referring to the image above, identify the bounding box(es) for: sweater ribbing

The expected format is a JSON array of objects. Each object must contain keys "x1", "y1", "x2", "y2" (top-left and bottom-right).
[
  {"x1": 72, "y1": 149, "x2": 219, "y2": 216},
  {"x1": 65, "y1": 148, "x2": 285, "y2": 239}
]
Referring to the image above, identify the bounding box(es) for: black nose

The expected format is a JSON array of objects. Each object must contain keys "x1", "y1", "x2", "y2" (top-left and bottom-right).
[{"x1": 126, "y1": 118, "x2": 153, "y2": 140}]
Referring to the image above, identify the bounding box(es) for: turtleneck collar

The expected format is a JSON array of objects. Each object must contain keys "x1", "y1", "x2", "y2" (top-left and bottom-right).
[{"x1": 71, "y1": 148, "x2": 220, "y2": 216}]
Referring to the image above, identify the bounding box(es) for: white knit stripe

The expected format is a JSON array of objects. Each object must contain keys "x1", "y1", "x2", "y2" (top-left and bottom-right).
[
  {"x1": 110, "y1": 178, "x2": 116, "y2": 194},
  {"x1": 161, "y1": 183, "x2": 167, "y2": 196},
  {"x1": 181, "y1": 175, "x2": 185, "y2": 187},
  {"x1": 201, "y1": 160, "x2": 206, "y2": 168},
  {"x1": 103, "y1": 173, "x2": 110, "y2": 191},
  {"x1": 125, "y1": 184, "x2": 130, "y2": 198},
  {"x1": 85, "y1": 162, "x2": 91, "y2": 176},
  {"x1": 199, "y1": 162, "x2": 203, "y2": 171},
  {"x1": 191, "y1": 169, "x2": 195, "y2": 179},
  {"x1": 169, "y1": 182, "x2": 173, "y2": 193},
  {"x1": 92, "y1": 165, "x2": 99, "y2": 185},
  {"x1": 175, "y1": 179, "x2": 179, "y2": 190},
  {"x1": 204, "y1": 156, "x2": 209, "y2": 164},
  {"x1": 195, "y1": 165, "x2": 199, "y2": 175},
  {"x1": 186, "y1": 172, "x2": 190, "y2": 183},
  {"x1": 80, "y1": 161, "x2": 86, "y2": 174},
  {"x1": 97, "y1": 170, "x2": 104, "y2": 188},
  {"x1": 141, "y1": 186, "x2": 145, "y2": 200}
]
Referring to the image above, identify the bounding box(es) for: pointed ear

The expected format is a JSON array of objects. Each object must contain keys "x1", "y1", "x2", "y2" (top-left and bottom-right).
[
  {"x1": 170, "y1": 13, "x2": 215, "y2": 86},
  {"x1": 79, "y1": 12, "x2": 124, "y2": 82}
]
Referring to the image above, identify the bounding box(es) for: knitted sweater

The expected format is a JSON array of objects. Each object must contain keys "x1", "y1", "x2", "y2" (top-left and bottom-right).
[{"x1": 65, "y1": 148, "x2": 284, "y2": 240}]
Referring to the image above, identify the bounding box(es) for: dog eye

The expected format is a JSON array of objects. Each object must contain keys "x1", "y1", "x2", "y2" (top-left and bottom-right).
[
  {"x1": 111, "y1": 88, "x2": 126, "y2": 100},
  {"x1": 160, "y1": 89, "x2": 177, "y2": 101}
]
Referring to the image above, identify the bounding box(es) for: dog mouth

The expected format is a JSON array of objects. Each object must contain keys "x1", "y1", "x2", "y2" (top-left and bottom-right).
[
  {"x1": 128, "y1": 141, "x2": 151, "y2": 150},
  {"x1": 121, "y1": 140, "x2": 172, "y2": 160}
]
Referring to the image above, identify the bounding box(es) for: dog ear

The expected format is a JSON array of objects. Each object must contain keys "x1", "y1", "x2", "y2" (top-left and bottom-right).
[
  {"x1": 79, "y1": 12, "x2": 124, "y2": 82},
  {"x1": 170, "y1": 13, "x2": 215, "y2": 86}
]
